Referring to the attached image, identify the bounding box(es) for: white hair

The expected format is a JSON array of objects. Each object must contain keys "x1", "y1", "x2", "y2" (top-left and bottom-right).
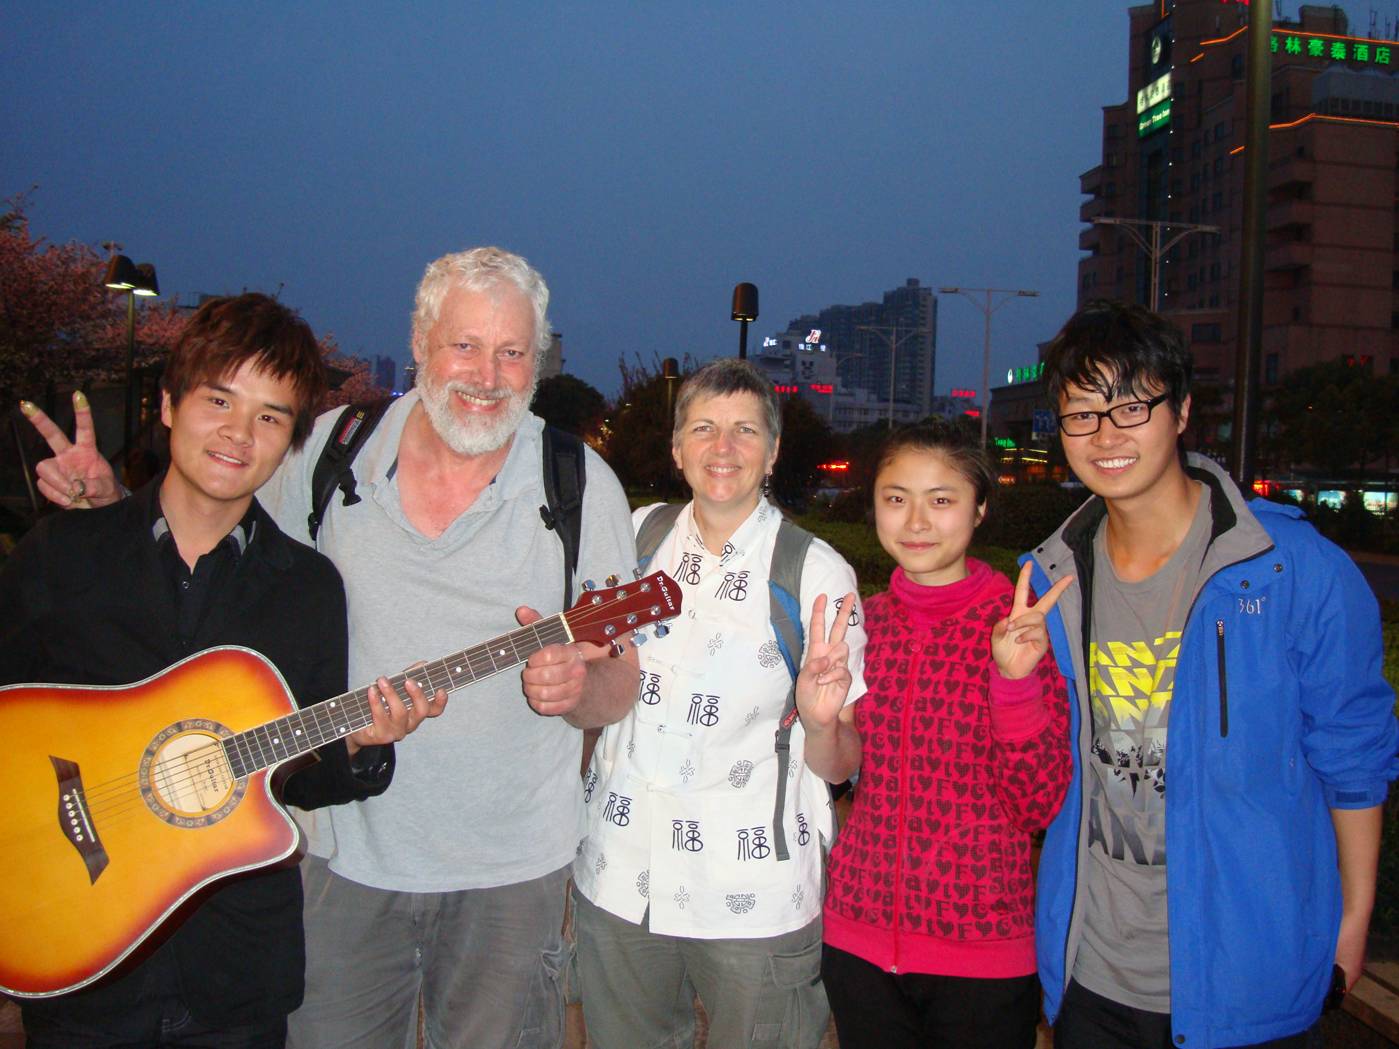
[{"x1": 411, "y1": 247, "x2": 552, "y2": 358}]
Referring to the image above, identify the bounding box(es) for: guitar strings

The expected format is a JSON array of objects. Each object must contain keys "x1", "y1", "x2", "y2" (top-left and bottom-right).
[
  {"x1": 72, "y1": 614, "x2": 578, "y2": 818},
  {"x1": 62, "y1": 595, "x2": 660, "y2": 828},
  {"x1": 27, "y1": 593, "x2": 671, "y2": 872}
]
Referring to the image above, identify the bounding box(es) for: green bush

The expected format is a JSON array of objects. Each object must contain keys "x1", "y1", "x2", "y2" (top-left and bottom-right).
[{"x1": 978, "y1": 484, "x2": 1091, "y2": 553}]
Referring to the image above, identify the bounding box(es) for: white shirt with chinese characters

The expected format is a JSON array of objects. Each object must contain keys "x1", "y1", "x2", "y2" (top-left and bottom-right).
[{"x1": 573, "y1": 499, "x2": 867, "y2": 939}]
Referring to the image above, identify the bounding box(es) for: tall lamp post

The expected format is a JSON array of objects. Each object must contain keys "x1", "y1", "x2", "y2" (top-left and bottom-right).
[
  {"x1": 104, "y1": 253, "x2": 160, "y2": 454},
  {"x1": 857, "y1": 324, "x2": 927, "y2": 429},
  {"x1": 939, "y1": 286, "x2": 1038, "y2": 448},
  {"x1": 731, "y1": 283, "x2": 758, "y2": 360}
]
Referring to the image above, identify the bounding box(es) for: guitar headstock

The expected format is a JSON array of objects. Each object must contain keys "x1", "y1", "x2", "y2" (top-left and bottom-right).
[{"x1": 563, "y1": 571, "x2": 682, "y2": 647}]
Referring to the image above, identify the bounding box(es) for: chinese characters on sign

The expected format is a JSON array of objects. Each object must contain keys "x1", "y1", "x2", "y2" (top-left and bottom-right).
[{"x1": 1271, "y1": 31, "x2": 1392, "y2": 66}]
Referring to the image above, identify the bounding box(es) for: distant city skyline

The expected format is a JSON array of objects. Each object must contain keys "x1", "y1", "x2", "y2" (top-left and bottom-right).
[{"x1": 3, "y1": 2, "x2": 1389, "y2": 402}]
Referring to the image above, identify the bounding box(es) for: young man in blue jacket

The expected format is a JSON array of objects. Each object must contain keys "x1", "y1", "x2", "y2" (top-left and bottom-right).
[{"x1": 1024, "y1": 300, "x2": 1398, "y2": 1049}]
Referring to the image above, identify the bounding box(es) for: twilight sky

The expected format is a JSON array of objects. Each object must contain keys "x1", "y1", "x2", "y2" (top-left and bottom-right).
[{"x1": 2, "y1": 2, "x2": 1378, "y2": 399}]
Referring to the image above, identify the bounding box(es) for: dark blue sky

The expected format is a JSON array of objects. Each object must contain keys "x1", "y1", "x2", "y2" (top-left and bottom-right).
[{"x1": 3, "y1": 2, "x2": 1373, "y2": 399}]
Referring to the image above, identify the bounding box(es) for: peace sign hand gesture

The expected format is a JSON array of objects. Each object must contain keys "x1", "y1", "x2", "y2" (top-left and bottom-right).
[
  {"x1": 20, "y1": 392, "x2": 120, "y2": 509},
  {"x1": 991, "y1": 563, "x2": 1074, "y2": 681},
  {"x1": 794, "y1": 591, "x2": 857, "y2": 733}
]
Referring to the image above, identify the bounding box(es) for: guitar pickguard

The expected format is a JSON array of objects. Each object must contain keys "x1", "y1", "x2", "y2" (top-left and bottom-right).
[{"x1": 138, "y1": 720, "x2": 246, "y2": 829}]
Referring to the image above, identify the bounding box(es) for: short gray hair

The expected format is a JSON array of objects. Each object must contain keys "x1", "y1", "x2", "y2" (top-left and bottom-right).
[
  {"x1": 672, "y1": 357, "x2": 781, "y2": 451},
  {"x1": 411, "y1": 247, "x2": 552, "y2": 357}
]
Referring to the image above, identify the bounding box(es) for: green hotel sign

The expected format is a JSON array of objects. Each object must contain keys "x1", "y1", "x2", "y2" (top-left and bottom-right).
[
  {"x1": 1138, "y1": 99, "x2": 1172, "y2": 137},
  {"x1": 1271, "y1": 31, "x2": 1392, "y2": 65},
  {"x1": 1005, "y1": 362, "x2": 1045, "y2": 385}
]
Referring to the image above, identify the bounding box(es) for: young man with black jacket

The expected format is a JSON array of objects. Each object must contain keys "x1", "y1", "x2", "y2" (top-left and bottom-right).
[{"x1": 4, "y1": 293, "x2": 442, "y2": 1048}]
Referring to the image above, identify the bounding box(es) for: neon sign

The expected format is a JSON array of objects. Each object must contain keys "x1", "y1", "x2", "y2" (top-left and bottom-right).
[
  {"x1": 1005, "y1": 362, "x2": 1046, "y2": 385},
  {"x1": 774, "y1": 384, "x2": 799, "y2": 394},
  {"x1": 762, "y1": 336, "x2": 779, "y2": 348},
  {"x1": 1271, "y1": 31, "x2": 1392, "y2": 65},
  {"x1": 805, "y1": 329, "x2": 822, "y2": 343},
  {"x1": 1136, "y1": 72, "x2": 1171, "y2": 114},
  {"x1": 1138, "y1": 99, "x2": 1171, "y2": 137},
  {"x1": 950, "y1": 387, "x2": 977, "y2": 399},
  {"x1": 809, "y1": 383, "x2": 833, "y2": 394}
]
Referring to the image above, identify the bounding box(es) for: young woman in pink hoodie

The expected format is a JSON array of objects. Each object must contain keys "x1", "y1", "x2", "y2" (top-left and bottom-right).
[{"x1": 802, "y1": 422, "x2": 1073, "y2": 1049}]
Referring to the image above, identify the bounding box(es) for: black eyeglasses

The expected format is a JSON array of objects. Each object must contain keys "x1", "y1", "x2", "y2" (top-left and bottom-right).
[{"x1": 1057, "y1": 393, "x2": 1170, "y2": 436}]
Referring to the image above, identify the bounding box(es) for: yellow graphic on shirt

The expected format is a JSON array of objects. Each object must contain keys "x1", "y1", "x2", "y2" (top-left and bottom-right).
[
  {"x1": 1084, "y1": 631, "x2": 1179, "y2": 867},
  {"x1": 1088, "y1": 634, "x2": 1179, "y2": 725}
]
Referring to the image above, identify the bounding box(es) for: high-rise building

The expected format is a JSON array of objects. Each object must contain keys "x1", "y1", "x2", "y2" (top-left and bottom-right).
[
  {"x1": 541, "y1": 332, "x2": 564, "y2": 380},
  {"x1": 763, "y1": 278, "x2": 937, "y2": 432},
  {"x1": 1076, "y1": 0, "x2": 1399, "y2": 446},
  {"x1": 372, "y1": 355, "x2": 396, "y2": 393}
]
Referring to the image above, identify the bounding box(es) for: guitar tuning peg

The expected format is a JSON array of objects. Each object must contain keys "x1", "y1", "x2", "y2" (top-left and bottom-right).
[
  {"x1": 631, "y1": 632, "x2": 649, "y2": 646},
  {"x1": 605, "y1": 574, "x2": 621, "y2": 587},
  {"x1": 632, "y1": 567, "x2": 643, "y2": 580},
  {"x1": 654, "y1": 624, "x2": 670, "y2": 638},
  {"x1": 582, "y1": 579, "x2": 597, "y2": 591},
  {"x1": 609, "y1": 640, "x2": 626, "y2": 656}
]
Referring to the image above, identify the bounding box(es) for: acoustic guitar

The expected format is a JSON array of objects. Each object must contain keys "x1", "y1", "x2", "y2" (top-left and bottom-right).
[{"x1": 0, "y1": 570, "x2": 680, "y2": 998}]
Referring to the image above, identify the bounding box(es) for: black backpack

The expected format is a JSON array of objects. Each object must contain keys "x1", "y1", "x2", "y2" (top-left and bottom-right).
[{"x1": 307, "y1": 398, "x2": 588, "y2": 607}]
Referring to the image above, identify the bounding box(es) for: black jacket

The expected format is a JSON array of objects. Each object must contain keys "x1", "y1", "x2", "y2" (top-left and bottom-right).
[{"x1": 0, "y1": 480, "x2": 391, "y2": 1026}]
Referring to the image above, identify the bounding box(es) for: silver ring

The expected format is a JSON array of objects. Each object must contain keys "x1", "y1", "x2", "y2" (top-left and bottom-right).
[{"x1": 71, "y1": 478, "x2": 86, "y2": 499}]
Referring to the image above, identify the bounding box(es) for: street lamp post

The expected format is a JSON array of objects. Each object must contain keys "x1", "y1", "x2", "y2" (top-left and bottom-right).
[
  {"x1": 103, "y1": 253, "x2": 159, "y2": 455},
  {"x1": 938, "y1": 286, "x2": 1038, "y2": 448},
  {"x1": 856, "y1": 325, "x2": 924, "y2": 428},
  {"x1": 731, "y1": 283, "x2": 758, "y2": 360},
  {"x1": 1091, "y1": 218, "x2": 1219, "y2": 312}
]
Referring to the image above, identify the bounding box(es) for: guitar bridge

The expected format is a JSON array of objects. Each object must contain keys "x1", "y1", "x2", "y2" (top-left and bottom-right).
[{"x1": 50, "y1": 756, "x2": 109, "y2": 885}]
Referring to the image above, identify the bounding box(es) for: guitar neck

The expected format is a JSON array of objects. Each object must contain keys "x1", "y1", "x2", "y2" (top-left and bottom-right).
[{"x1": 221, "y1": 614, "x2": 572, "y2": 778}]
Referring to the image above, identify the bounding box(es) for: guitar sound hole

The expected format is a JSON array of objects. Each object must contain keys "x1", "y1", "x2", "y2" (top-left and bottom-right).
[{"x1": 144, "y1": 730, "x2": 236, "y2": 821}]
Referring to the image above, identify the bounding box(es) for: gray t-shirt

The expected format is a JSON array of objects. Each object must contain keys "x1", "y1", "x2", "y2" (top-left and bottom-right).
[
  {"x1": 258, "y1": 395, "x2": 638, "y2": 892},
  {"x1": 1074, "y1": 484, "x2": 1211, "y2": 1012}
]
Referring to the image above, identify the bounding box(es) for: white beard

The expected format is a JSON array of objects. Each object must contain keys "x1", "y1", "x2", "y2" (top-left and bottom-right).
[{"x1": 417, "y1": 369, "x2": 538, "y2": 457}]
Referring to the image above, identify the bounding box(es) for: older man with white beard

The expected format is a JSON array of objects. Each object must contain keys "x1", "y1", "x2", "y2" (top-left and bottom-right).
[
  {"x1": 27, "y1": 248, "x2": 640, "y2": 1049},
  {"x1": 274, "y1": 249, "x2": 640, "y2": 1049}
]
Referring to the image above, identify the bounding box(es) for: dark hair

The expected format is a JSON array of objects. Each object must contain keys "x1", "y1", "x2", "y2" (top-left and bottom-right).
[
  {"x1": 1041, "y1": 299, "x2": 1192, "y2": 415},
  {"x1": 161, "y1": 293, "x2": 326, "y2": 448},
  {"x1": 872, "y1": 419, "x2": 995, "y2": 509},
  {"x1": 671, "y1": 357, "x2": 780, "y2": 449}
]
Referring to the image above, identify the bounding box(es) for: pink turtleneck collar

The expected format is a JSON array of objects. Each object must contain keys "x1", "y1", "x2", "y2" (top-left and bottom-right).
[{"x1": 888, "y1": 557, "x2": 998, "y2": 624}]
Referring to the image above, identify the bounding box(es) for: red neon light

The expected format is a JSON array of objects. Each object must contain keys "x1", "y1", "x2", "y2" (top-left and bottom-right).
[
  {"x1": 818, "y1": 460, "x2": 851, "y2": 473},
  {"x1": 964, "y1": 409, "x2": 981, "y2": 418},
  {"x1": 809, "y1": 383, "x2": 833, "y2": 394}
]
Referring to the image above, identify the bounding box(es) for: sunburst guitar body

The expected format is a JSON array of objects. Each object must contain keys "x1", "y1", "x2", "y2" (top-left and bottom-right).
[{"x1": 0, "y1": 569, "x2": 681, "y2": 997}]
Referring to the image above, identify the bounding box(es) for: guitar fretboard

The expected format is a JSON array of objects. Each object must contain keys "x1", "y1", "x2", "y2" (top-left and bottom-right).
[{"x1": 221, "y1": 616, "x2": 572, "y2": 778}]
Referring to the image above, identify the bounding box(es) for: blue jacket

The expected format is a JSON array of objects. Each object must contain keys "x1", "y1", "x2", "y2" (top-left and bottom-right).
[{"x1": 1025, "y1": 455, "x2": 1398, "y2": 1049}]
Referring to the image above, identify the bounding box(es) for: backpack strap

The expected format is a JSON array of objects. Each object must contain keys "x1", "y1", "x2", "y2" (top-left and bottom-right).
[
  {"x1": 635, "y1": 502, "x2": 685, "y2": 570},
  {"x1": 540, "y1": 426, "x2": 588, "y2": 609},
  {"x1": 768, "y1": 519, "x2": 813, "y2": 862},
  {"x1": 307, "y1": 397, "x2": 393, "y2": 542}
]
